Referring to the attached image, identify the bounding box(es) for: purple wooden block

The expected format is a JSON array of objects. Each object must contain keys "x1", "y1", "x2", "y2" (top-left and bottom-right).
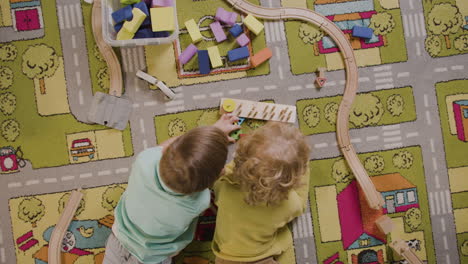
[
  {"x1": 215, "y1": 7, "x2": 237, "y2": 25},
  {"x1": 179, "y1": 44, "x2": 198, "y2": 65},
  {"x1": 236, "y1": 33, "x2": 250, "y2": 47},
  {"x1": 152, "y1": 0, "x2": 173, "y2": 7},
  {"x1": 210, "y1": 21, "x2": 227, "y2": 42}
]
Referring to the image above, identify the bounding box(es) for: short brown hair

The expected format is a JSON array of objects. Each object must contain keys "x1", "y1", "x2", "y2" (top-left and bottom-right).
[
  {"x1": 234, "y1": 122, "x2": 310, "y2": 206},
  {"x1": 160, "y1": 126, "x2": 229, "y2": 194}
]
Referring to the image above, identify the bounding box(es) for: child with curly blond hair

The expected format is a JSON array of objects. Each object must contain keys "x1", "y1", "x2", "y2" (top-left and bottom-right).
[{"x1": 212, "y1": 122, "x2": 311, "y2": 264}]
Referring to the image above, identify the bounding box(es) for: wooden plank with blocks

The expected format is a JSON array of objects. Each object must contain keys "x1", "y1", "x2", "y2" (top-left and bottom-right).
[
  {"x1": 390, "y1": 239, "x2": 424, "y2": 264},
  {"x1": 220, "y1": 98, "x2": 296, "y2": 123}
]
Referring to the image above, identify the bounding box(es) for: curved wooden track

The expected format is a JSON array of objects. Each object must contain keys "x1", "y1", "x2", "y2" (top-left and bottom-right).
[{"x1": 226, "y1": 0, "x2": 384, "y2": 209}]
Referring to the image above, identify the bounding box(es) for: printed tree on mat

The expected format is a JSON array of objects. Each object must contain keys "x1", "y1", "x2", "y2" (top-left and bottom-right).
[
  {"x1": 168, "y1": 118, "x2": 187, "y2": 137},
  {"x1": 393, "y1": 151, "x2": 414, "y2": 169},
  {"x1": 59, "y1": 193, "x2": 85, "y2": 218},
  {"x1": 369, "y1": 13, "x2": 395, "y2": 46},
  {"x1": 1, "y1": 119, "x2": 20, "y2": 142},
  {"x1": 324, "y1": 102, "x2": 338, "y2": 125},
  {"x1": 18, "y1": 197, "x2": 45, "y2": 228},
  {"x1": 386, "y1": 94, "x2": 405, "y2": 117},
  {"x1": 427, "y1": 4, "x2": 463, "y2": 49},
  {"x1": 454, "y1": 35, "x2": 468, "y2": 52},
  {"x1": 0, "y1": 43, "x2": 18, "y2": 61},
  {"x1": 332, "y1": 158, "x2": 354, "y2": 183},
  {"x1": 0, "y1": 92, "x2": 16, "y2": 115},
  {"x1": 364, "y1": 155, "x2": 385, "y2": 173},
  {"x1": 22, "y1": 44, "x2": 59, "y2": 95},
  {"x1": 462, "y1": 240, "x2": 468, "y2": 256},
  {"x1": 0, "y1": 66, "x2": 13, "y2": 90},
  {"x1": 425, "y1": 35, "x2": 442, "y2": 57},
  {"x1": 298, "y1": 23, "x2": 323, "y2": 56},
  {"x1": 97, "y1": 67, "x2": 110, "y2": 93},
  {"x1": 302, "y1": 105, "x2": 320, "y2": 128},
  {"x1": 350, "y1": 94, "x2": 384, "y2": 128},
  {"x1": 102, "y1": 185, "x2": 125, "y2": 211},
  {"x1": 404, "y1": 207, "x2": 422, "y2": 231}
]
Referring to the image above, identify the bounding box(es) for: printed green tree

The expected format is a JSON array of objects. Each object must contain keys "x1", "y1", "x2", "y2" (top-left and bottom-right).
[
  {"x1": 393, "y1": 150, "x2": 414, "y2": 169},
  {"x1": 0, "y1": 92, "x2": 16, "y2": 115},
  {"x1": 386, "y1": 94, "x2": 405, "y2": 117},
  {"x1": 97, "y1": 67, "x2": 110, "y2": 93},
  {"x1": 404, "y1": 207, "x2": 422, "y2": 231},
  {"x1": 0, "y1": 43, "x2": 18, "y2": 61},
  {"x1": 18, "y1": 197, "x2": 45, "y2": 228},
  {"x1": 1, "y1": 119, "x2": 20, "y2": 142},
  {"x1": 425, "y1": 35, "x2": 442, "y2": 57},
  {"x1": 369, "y1": 12, "x2": 395, "y2": 46},
  {"x1": 461, "y1": 240, "x2": 468, "y2": 256},
  {"x1": 298, "y1": 23, "x2": 324, "y2": 56},
  {"x1": 58, "y1": 193, "x2": 85, "y2": 218},
  {"x1": 102, "y1": 185, "x2": 125, "y2": 212},
  {"x1": 302, "y1": 104, "x2": 320, "y2": 128},
  {"x1": 331, "y1": 158, "x2": 354, "y2": 183},
  {"x1": 22, "y1": 44, "x2": 60, "y2": 94},
  {"x1": 364, "y1": 155, "x2": 385, "y2": 173},
  {"x1": 350, "y1": 94, "x2": 384, "y2": 128},
  {"x1": 427, "y1": 4, "x2": 463, "y2": 49},
  {"x1": 0, "y1": 66, "x2": 13, "y2": 90},
  {"x1": 168, "y1": 118, "x2": 187, "y2": 138},
  {"x1": 454, "y1": 35, "x2": 468, "y2": 52}
]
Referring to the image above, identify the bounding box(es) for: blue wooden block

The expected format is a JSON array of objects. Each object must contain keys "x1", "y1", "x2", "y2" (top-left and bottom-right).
[
  {"x1": 114, "y1": 22, "x2": 124, "y2": 32},
  {"x1": 198, "y1": 50, "x2": 211, "y2": 74},
  {"x1": 142, "y1": 16, "x2": 151, "y2": 26},
  {"x1": 229, "y1": 24, "x2": 243, "y2": 38},
  {"x1": 134, "y1": 28, "x2": 153, "y2": 38},
  {"x1": 352, "y1": 26, "x2": 373, "y2": 39},
  {"x1": 134, "y1": 1, "x2": 149, "y2": 16},
  {"x1": 153, "y1": 31, "x2": 170, "y2": 38},
  {"x1": 111, "y1": 5, "x2": 133, "y2": 24},
  {"x1": 228, "y1": 46, "x2": 249, "y2": 62}
]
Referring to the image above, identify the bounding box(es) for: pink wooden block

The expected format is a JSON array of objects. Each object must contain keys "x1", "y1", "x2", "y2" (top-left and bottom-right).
[
  {"x1": 179, "y1": 44, "x2": 198, "y2": 65},
  {"x1": 236, "y1": 33, "x2": 250, "y2": 46},
  {"x1": 215, "y1": 7, "x2": 237, "y2": 25},
  {"x1": 152, "y1": 0, "x2": 173, "y2": 7},
  {"x1": 210, "y1": 21, "x2": 227, "y2": 42}
]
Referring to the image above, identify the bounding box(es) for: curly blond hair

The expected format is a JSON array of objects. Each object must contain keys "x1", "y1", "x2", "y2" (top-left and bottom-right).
[{"x1": 233, "y1": 122, "x2": 310, "y2": 206}]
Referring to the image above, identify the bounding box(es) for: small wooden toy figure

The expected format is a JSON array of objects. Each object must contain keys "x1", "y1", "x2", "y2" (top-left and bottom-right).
[{"x1": 316, "y1": 67, "x2": 327, "y2": 88}]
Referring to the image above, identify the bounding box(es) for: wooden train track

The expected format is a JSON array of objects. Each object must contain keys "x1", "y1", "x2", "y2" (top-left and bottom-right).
[{"x1": 226, "y1": 0, "x2": 384, "y2": 209}]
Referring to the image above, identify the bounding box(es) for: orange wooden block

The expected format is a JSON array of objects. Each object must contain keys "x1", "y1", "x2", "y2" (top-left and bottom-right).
[{"x1": 251, "y1": 47, "x2": 272, "y2": 67}]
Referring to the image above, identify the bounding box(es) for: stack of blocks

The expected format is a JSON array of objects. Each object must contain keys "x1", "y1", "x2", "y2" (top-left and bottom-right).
[
  {"x1": 179, "y1": 7, "x2": 271, "y2": 75},
  {"x1": 112, "y1": 0, "x2": 175, "y2": 40},
  {"x1": 352, "y1": 26, "x2": 373, "y2": 39}
]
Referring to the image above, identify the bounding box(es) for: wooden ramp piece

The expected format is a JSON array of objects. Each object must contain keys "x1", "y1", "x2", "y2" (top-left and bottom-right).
[
  {"x1": 48, "y1": 190, "x2": 83, "y2": 264},
  {"x1": 220, "y1": 98, "x2": 296, "y2": 123},
  {"x1": 390, "y1": 239, "x2": 424, "y2": 264}
]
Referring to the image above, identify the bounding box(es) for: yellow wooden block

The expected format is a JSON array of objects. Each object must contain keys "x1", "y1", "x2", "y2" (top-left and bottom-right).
[
  {"x1": 116, "y1": 27, "x2": 135, "y2": 40},
  {"x1": 151, "y1": 7, "x2": 175, "y2": 32},
  {"x1": 123, "y1": 8, "x2": 147, "y2": 33},
  {"x1": 222, "y1": 99, "x2": 236, "y2": 113},
  {"x1": 207, "y1": 46, "x2": 223, "y2": 68},
  {"x1": 244, "y1": 14, "x2": 264, "y2": 35},
  {"x1": 185, "y1": 19, "x2": 202, "y2": 43}
]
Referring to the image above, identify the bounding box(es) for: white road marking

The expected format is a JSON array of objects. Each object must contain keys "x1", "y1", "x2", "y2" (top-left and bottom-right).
[
  {"x1": 166, "y1": 106, "x2": 185, "y2": 112},
  {"x1": 44, "y1": 178, "x2": 58, "y2": 183},
  {"x1": 132, "y1": 103, "x2": 140, "y2": 108},
  {"x1": 435, "y1": 173, "x2": 440, "y2": 189},
  {"x1": 79, "y1": 173, "x2": 92, "y2": 179},
  {"x1": 61, "y1": 175, "x2": 75, "y2": 181},
  {"x1": 288, "y1": 85, "x2": 302, "y2": 91},
  {"x1": 434, "y1": 67, "x2": 448, "y2": 73},
  {"x1": 415, "y1": 42, "x2": 421, "y2": 56},
  {"x1": 406, "y1": 132, "x2": 419, "y2": 138},
  {"x1": 264, "y1": 85, "x2": 277, "y2": 90},
  {"x1": 140, "y1": 118, "x2": 145, "y2": 134},
  {"x1": 71, "y1": 34, "x2": 76, "y2": 49},
  {"x1": 414, "y1": 14, "x2": 421, "y2": 37},
  {"x1": 278, "y1": 65, "x2": 284, "y2": 80},
  {"x1": 143, "y1": 139, "x2": 148, "y2": 149},
  {"x1": 69, "y1": 4, "x2": 77, "y2": 28},
  {"x1": 98, "y1": 170, "x2": 111, "y2": 176},
  {"x1": 384, "y1": 143, "x2": 403, "y2": 149},
  {"x1": 57, "y1": 5, "x2": 64, "y2": 29},
  {"x1": 374, "y1": 65, "x2": 392, "y2": 72},
  {"x1": 440, "y1": 191, "x2": 446, "y2": 214},
  {"x1": 301, "y1": 214, "x2": 309, "y2": 238},
  {"x1": 305, "y1": 84, "x2": 314, "y2": 89},
  {"x1": 275, "y1": 22, "x2": 281, "y2": 42},
  {"x1": 193, "y1": 94, "x2": 207, "y2": 100},
  {"x1": 383, "y1": 136, "x2": 402, "y2": 143},
  {"x1": 375, "y1": 84, "x2": 393, "y2": 90},
  {"x1": 143, "y1": 101, "x2": 157, "y2": 107},
  {"x1": 8, "y1": 182, "x2": 22, "y2": 188},
  {"x1": 434, "y1": 191, "x2": 441, "y2": 215},
  {"x1": 165, "y1": 100, "x2": 184, "y2": 106},
  {"x1": 75, "y1": 3, "x2": 83, "y2": 27},
  {"x1": 419, "y1": 13, "x2": 426, "y2": 37},
  {"x1": 63, "y1": 5, "x2": 71, "y2": 29},
  {"x1": 423, "y1": 94, "x2": 429, "y2": 107},
  {"x1": 126, "y1": 48, "x2": 134, "y2": 72},
  {"x1": 133, "y1": 48, "x2": 141, "y2": 70},
  {"x1": 332, "y1": 142, "x2": 338, "y2": 146},
  {"x1": 303, "y1": 244, "x2": 309, "y2": 258},
  {"x1": 403, "y1": 14, "x2": 409, "y2": 37},
  {"x1": 425, "y1": 111, "x2": 432, "y2": 125},
  {"x1": 26, "y1": 180, "x2": 40, "y2": 186},
  {"x1": 440, "y1": 217, "x2": 446, "y2": 232},
  {"x1": 383, "y1": 130, "x2": 401, "y2": 136},
  {"x1": 366, "y1": 135, "x2": 379, "y2": 141},
  {"x1": 275, "y1": 46, "x2": 281, "y2": 60},
  {"x1": 0, "y1": 248, "x2": 4, "y2": 263},
  {"x1": 443, "y1": 236, "x2": 448, "y2": 250},
  {"x1": 324, "y1": 81, "x2": 336, "y2": 87},
  {"x1": 292, "y1": 221, "x2": 298, "y2": 239},
  {"x1": 429, "y1": 192, "x2": 435, "y2": 215},
  {"x1": 339, "y1": 80, "x2": 346, "y2": 85},
  {"x1": 79, "y1": 90, "x2": 83, "y2": 105},
  {"x1": 229, "y1": 89, "x2": 241, "y2": 95},
  {"x1": 397, "y1": 72, "x2": 409, "y2": 78},
  {"x1": 0, "y1": 228, "x2": 2, "y2": 244},
  {"x1": 280, "y1": 21, "x2": 286, "y2": 41},
  {"x1": 306, "y1": 212, "x2": 313, "y2": 237},
  {"x1": 73, "y1": 53, "x2": 79, "y2": 66},
  {"x1": 375, "y1": 78, "x2": 393, "y2": 84},
  {"x1": 446, "y1": 190, "x2": 452, "y2": 213},
  {"x1": 382, "y1": 124, "x2": 400, "y2": 130},
  {"x1": 210, "y1": 92, "x2": 223, "y2": 97},
  {"x1": 265, "y1": 21, "x2": 271, "y2": 43},
  {"x1": 408, "y1": 14, "x2": 415, "y2": 37},
  {"x1": 76, "y1": 71, "x2": 81, "y2": 86},
  {"x1": 314, "y1": 143, "x2": 328, "y2": 148},
  {"x1": 374, "y1": 72, "x2": 392, "y2": 78},
  {"x1": 446, "y1": 254, "x2": 451, "y2": 264},
  {"x1": 358, "y1": 77, "x2": 370, "y2": 82},
  {"x1": 350, "y1": 138, "x2": 361, "y2": 143},
  {"x1": 116, "y1": 168, "x2": 129, "y2": 174},
  {"x1": 121, "y1": 49, "x2": 128, "y2": 72},
  {"x1": 297, "y1": 215, "x2": 304, "y2": 238},
  {"x1": 246, "y1": 87, "x2": 260, "y2": 93},
  {"x1": 409, "y1": 0, "x2": 414, "y2": 9},
  {"x1": 451, "y1": 65, "x2": 464, "y2": 71},
  {"x1": 432, "y1": 157, "x2": 438, "y2": 171}
]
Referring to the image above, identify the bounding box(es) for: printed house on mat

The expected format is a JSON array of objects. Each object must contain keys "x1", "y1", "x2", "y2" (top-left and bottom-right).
[
  {"x1": 337, "y1": 180, "x2": 386, "y2": 264},
  {"x1": 371, "y1": 173, "x2": 419, "y2": 214},
  {"x1": 314, "y1": 0, "x2": 383, "y2": 54}
]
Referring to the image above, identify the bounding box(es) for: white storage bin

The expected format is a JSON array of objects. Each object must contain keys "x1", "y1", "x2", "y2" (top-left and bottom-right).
[{"x1": 101, "y1": 0, "x2": 179, "y2": 47}]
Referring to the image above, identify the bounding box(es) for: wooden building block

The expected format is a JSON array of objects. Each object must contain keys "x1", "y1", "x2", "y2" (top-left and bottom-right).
[
  {"x1": 185, "y1": 19, "x2": 202, "y2": 43},
  {"x1": 116, "y1": 27, "x2": 135, "y2": 40},
  {"x1": 390, "y1": 240, "x2": 424, "y2": 264},
  {"x1": 210, "y1": 21, "x2": 227, "y2": 42},
  {"x1": 375, "y1": 215, "x2": 393, "y2": 234},
  {"x1": 122, "y1": 8, "x2": 147, "y2": 34},
  {"x1": 150, "y1": 7, "x2": 175, "y2": 32},
  {"x1": 243, "y1": 14, "x2": 264, "y2": 35},
  {"x1": 207, "y1": 46, "x2": 223, "y2": 68},
  {"x1": 250, "y1": 47, "x2": 272, "y2": 67},
  {"x1": 198, "y1": 50, "x2": 211, "y2": 74},
  {"x1": 179, "y1": 44, "x2": 198, "y2": 65},
  {"x1": 236, "y1": 33, "x2": 250, "y2": 46},
  {"x1": 220, "y1": 98, "x2": 297, "y2": 123}
]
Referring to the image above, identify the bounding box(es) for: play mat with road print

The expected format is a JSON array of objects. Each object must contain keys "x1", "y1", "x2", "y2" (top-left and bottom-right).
[{"x1": 0, "y1": 0, "x2": 467, "y2": 263}]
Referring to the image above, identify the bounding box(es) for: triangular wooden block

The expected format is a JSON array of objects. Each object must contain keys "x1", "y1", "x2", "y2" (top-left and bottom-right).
[{"x1": 316, "y1": 77, "x2": 327, "y2": 87}]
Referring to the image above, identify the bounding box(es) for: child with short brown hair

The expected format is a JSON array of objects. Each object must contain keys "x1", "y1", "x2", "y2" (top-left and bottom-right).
[{"x1": 212, "y1": 122, "x2": 311, "y2": 264}]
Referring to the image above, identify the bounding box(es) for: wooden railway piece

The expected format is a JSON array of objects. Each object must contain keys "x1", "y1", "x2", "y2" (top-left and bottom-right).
[
  {"x1": 220, "y1": 98, "x2": 296, "y2": 123},
  {"x1": 390, "y1": 240, "x2": 424, "y2": 264},
  {"x1": 48, "y1": 190, "x2": 83, "y2": 264},
  {"x1": 226, "y1": 0, "x2": 384, "y2": 209}
]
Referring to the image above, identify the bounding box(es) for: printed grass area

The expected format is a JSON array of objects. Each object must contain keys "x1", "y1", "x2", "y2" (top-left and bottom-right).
[
  {"x1": 0, "y1": 4, "x2": 133, "y2": 169},
  {"x1": 285, "y1": 0, "x2": 407, "y2": 75},
  {"x1": 308, "y1": 146, "x2": 435, "y2": 264},
  {"x1": 435, "y1": 79, "x2": 468, "y2": 168},
  {"x1": 176, "y1": 0, "x2": 269, "y2": 77},
  {"x1": 297, "y1": 86, "x2": 416, "y2": 136},
  {"x1": 422, "y1": 0, "x2": 468, "y2": 58},
  {"x1": 457, "y1": 233, "x2": 468, "y2": 263}
]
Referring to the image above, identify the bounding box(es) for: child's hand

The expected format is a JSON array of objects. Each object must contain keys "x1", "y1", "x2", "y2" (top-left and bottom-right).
[{"x1": 214, "y1": 114, "x2": 241, "y2": 143}]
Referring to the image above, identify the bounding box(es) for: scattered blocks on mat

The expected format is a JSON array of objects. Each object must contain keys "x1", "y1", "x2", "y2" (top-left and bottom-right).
[
  {"x1": 236, "y1": 33, "x2": 250, "y2": 47},
  {"x1": 112, "y1": 5, "x2": 133, "y2": 24},
  {"x1": 243, "y1": 14, "x2": 264, "y2": 35},
  {"x1": 207, "y1": 46, "x2": 223, "y2": 68},
  {"x1": 229, "y1": 24, "x2": 243, "y2": 38},
  {"x1": 152, "y1": 0, "x2": 173, "y2": 7},
  {"x1": 198, "y1": 50, "x2": 211, "y2": 74},
  {"x1": 210, "y1": 21, "x2": 227, "y2": 43},
  {"x1": 215, "y1": 7, "x2": 237, "y2": 25},
  {"x1": 123, "y1": 8, "x2": 147, "y2": 33},
  {"x1": 250, "y1": 47, "x2": 272, "y2": 67},
  {"x1": 150, "y1": 7, "x2": 175, "y2": 31},
  {"x1": 134, "y1": 1, "x2": 149, "y2": 16},
  {"x1": 117, "y1": 27, "x2": 135, "y2": 40},
  {"x1": 352, "y1": 26, "x2": 373, "y2": 39},
  {"x1": 185, "y1": 19, "x2": 203, "y2": 43},
  {"x1": 228, "y1": 46, "x2": 249, "y2": 62},
  {"x1": 134, "y1": 28, "x2": 153, "y2": 38},
  {"x1": 179, "y1": 44, "x2": 198, "y2": 65}
]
